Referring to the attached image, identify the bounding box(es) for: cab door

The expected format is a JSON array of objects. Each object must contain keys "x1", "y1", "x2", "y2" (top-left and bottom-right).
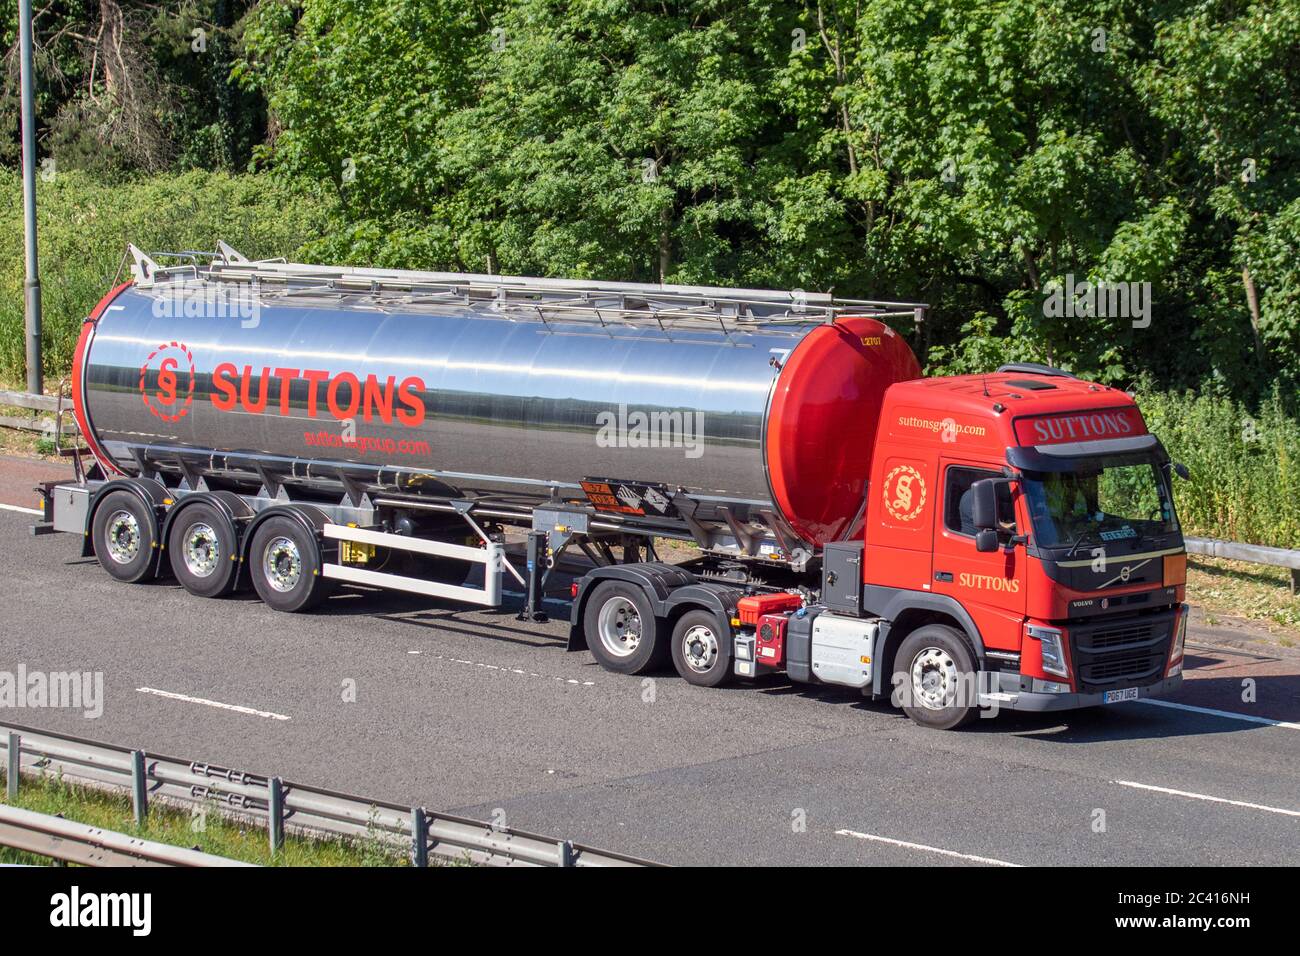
[{"x1": 929, "y1": 460, "x2": 1026, "y2": 652}]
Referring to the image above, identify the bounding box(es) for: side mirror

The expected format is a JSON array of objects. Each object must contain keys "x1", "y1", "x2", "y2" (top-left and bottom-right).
[
  {"x1": 1173, "y1": 461, "x2": 1190, "y2": 481},
  {"x1": 975, "y1": 528, "x2": 999, "y2": 553},
  {"x1": 971, "y1": 479, "x2": 999, "y2": 531}
]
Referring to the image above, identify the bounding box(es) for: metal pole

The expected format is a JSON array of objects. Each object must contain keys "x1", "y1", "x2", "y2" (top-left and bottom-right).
[
  {"x1": 6, "y1": 733, "x2": 20, "y2": 800},
  {"x1": 411, "y1": 807, "x2": 428, "y2": 868},
  {"x1": 18, "y1": 0, "x2": 43, "y2": 395},
  {"x1": 268, "y1": 776, "x2": 284, "y2": 855},
  {"x1": 130, "y1": 750, "x2": 148, "y2": 827}
]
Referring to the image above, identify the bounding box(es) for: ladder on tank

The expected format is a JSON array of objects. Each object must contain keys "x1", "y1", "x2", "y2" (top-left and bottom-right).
[{"x1": 124, "y1": 242, "x2": 929, "y2": 333}]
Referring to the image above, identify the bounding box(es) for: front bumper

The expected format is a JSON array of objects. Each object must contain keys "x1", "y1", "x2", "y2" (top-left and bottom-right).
[{"x1": 978, "y1": 672, "x2": 1183, "y2": 713}]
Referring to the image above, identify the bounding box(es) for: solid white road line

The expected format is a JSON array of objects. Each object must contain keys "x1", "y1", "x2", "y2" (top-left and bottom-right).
[
  {"x1": 1136, "y1": 697, "x2": 1300, "y2": 731},
  {"x1": 0, "y1": 502, "x2": 43, "y2": 516},
  {"x1": 136, "y1": 687, "x2": 291, "y2": 721},
  {"x1": 835, "y1": 829, "x2": 1022, "y2": 866},
  {"x1": 1113, "y1": 780, "x2": 1300, "y2": 818}
]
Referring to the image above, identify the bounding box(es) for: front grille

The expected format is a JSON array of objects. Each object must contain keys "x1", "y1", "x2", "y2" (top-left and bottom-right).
[
  {"x1": 1070, "y1": 610, "x2": 1173, "y2": 692},
  {"x1": 1086, "y1": 621, "x2": 1155, "y2": 650}
]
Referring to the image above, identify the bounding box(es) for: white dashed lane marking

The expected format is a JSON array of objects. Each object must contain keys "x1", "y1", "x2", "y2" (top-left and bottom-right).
[
  {"x1": 136, "y1": 687, "x2": 292, "y2": 721},
  {"x1": 835, "y1": 829, "x2": 1022, "y2": 867},
  {"x1": 419, "y1": 652, "x2": 595, "y2": 687},
  {"x1": 1113, "y1": 780, "x2": 1300, "y2": 818}
]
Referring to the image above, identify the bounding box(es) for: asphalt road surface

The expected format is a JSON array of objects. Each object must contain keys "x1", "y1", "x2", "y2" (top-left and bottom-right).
[{"x1": 1, "y1": 458, "x2": 1298, "y2": 866}]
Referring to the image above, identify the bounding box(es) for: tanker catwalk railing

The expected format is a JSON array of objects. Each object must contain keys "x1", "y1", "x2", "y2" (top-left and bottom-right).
[
  {"x1": 1, "y1": 721, "x2": 660, "y2": 867},
  {"x1": 126, "y1": 243, "x2": 930, "y2": 330}
]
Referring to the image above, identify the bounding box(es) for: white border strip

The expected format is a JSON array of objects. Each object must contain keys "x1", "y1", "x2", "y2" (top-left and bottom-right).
[
  {"x1": 1114, "y1": 780, "x2": 1300, "y2": 818},
  {"x1": 835, "y1": 829, "x2": 1021, "y2": 866},
  {"x1": 0, "y1": 502, "x2": 42, "y2": 516},
  {"x1": 1137, "y1": 697, "x2": 1300, "y2": 731},
  {"x1": 137, "y1": 687, "x2": 291, "y2": 721}
]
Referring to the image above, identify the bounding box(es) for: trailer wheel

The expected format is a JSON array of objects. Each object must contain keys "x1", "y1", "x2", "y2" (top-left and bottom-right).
[
  {"x1": 167, "y1": 502, "x2": 239, "y2": 598},
  {"x1": 896, "y1": 625, "x2": 979, "y2": 730},
  {"x1": 91, "y1": 490, "x2": 158, "y2": 584},
  {"x1": 583, "y1": 581, "x2": 663, "y2": 674},
  {"x1": 670, "y1": 610, "x2": 732, "y2": 687},
  {"x1": 248, "y1": 515, "x2": 332, "y2": 612}
]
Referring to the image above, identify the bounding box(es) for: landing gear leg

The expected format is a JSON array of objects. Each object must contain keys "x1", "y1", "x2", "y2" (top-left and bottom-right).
[{"x1": 518, "y1": 529, "x2": 549, "y2": 622}]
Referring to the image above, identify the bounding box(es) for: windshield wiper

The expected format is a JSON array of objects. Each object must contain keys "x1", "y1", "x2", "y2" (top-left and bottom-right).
[{"x1": 1064, "y1": 530, "x2": 1099, "y2": 560}]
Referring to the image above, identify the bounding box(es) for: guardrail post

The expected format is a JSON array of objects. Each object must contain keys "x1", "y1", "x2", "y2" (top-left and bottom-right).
[
  {"x1": 411, "y1": 808, "x2": 428, "y2": 868},
  {"x1": 558, "y1": 839, "x2": 575, "y2": 867},
  {"x1": 6, "y1": 733, "x2": 18, "y2": 800},
  {"x1": 130, "y1": 750, "x2": 147, "y2": 827},
  {"x1": 268, "y1": 777, "x2": 284, "y2": 856},
  {"x1": 1290, "y1": 568, "x2": 1298, "y2": 597}
]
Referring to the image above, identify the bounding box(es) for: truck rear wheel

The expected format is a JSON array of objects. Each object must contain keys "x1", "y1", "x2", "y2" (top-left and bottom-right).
[
  {"x1": 583, "y1": 581, "x2": 663, "y2": 674},
  {"x1": 248, "y1": 515, "x2": 332, "y2": 612},
  {"x1": 670, "y1": 610, "x2": 732, "y2": 687},
  {"x1": 91, "y1": 490, "x2": 158, "y2": 584},
  {"x1": 168, "y1": 503, "x2": 240, "y2": 598},
  {"x1": 896, "y1": 625, "x2": 979, "y2": 730}
]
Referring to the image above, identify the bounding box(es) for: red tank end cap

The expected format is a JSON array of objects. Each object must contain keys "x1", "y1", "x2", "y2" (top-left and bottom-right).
[
  {"x1": 765, "y1": 317, "x2": 921, "y2": 547},
  {"x1": 72, "y1": 282, "x2": 134, "y2": 477}
]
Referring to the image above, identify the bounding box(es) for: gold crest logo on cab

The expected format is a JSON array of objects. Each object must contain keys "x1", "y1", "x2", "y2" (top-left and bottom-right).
[
  {"x1": 882, "y1": 464, "x2": 927, "y2": 522},
  {"x1": 959, "y1": 573, "x2": 1021, "y2": 593}
]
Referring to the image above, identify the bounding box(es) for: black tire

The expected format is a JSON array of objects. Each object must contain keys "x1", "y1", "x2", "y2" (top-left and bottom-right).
[
  {"x1": 583, "y1": 581, "x2": 663, "y2": 674},
  {"x1": 91, "y1": 490, "x2": 158, "y2": 583},
  {"x1": 248, "y1": 515, "x2": 332, "y2": 612},
  {"x1": 167, "y1": 502, "x2": 240, "y2": 598},
  {"x1": 670, "y1": 609, "x2": 732, "y2": 687},
  {"x1": 895, "y1": 624, "x2": 979, "y2": 730}
]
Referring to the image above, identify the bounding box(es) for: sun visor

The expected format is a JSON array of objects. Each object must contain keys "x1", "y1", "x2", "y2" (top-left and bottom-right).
[{"x1": 1006, "y1": 433, "x2": 1163, "y2": 472}]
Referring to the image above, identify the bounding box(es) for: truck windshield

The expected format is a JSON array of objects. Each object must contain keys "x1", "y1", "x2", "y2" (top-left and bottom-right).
[{"x1": 1020, "y1": 455, "x2": 1178, "y2": 550}]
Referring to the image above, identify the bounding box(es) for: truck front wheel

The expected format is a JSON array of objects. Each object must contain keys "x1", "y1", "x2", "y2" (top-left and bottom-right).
[
  {"x1": 583, "y1": 581, "x2": 663, "y2": 674},
  {"x1": 895, "y1": 625, "x2": 979, "y2": 730}
]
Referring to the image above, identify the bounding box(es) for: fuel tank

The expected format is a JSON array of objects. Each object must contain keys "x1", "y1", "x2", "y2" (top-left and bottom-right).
[{"x1": 73, "y1": 253, "x2": 921, "y2": 554}]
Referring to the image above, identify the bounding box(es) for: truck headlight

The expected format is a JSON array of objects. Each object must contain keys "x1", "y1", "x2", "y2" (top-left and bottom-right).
[
  {"x1": 1029, "y1": 625, "x2": 1068, "y2": 679},
  {"x1": 1170, "y1": 606, "x2": 1187, "y2": 662}
]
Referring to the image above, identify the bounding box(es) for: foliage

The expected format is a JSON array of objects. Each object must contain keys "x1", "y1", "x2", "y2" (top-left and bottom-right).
[
  {"x1": 0, "y1": 168, "x2": 339, "y2": 383},
  {"x1": 1138, "y1": 386, "x2": 1300, "y2": 549},
  {"x1": 0, "y1": 0, "x2": 265, "y2": 173},
  {"x1": 231, "y1": 0, "x2": 1300, "y2": 400}
]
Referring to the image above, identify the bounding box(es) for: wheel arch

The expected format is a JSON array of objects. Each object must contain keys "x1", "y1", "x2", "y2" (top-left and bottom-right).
[
  {"x1": 160, "y1": 490, "x2": 255, "y2": 584},
  {"x1": 84, "y1": 476, "x2": 170, "y2": 566},
  {"x1": 863, "y1": 587, "x2": 987, "y2": 698},
  {"x1": 241, "y1": 504, "x2": 331, "y2": 565}
]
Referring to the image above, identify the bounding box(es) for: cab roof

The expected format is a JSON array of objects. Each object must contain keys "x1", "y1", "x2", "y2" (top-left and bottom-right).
[{"x1": 888, "y1": 371, "x2": 1135, "y2": 420}]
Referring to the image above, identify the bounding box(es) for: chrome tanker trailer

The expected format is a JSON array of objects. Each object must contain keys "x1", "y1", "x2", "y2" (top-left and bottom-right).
[{"x1": 39, "y1": 242, "x2": 949, "y2": 708}]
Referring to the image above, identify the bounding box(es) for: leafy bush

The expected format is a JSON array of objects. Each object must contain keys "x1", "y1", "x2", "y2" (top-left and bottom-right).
[
  {"x1": 1138, "y1": 389, "x2": 1300, "y2": 549},
  {"x1": 0, "y1": 170, "x2": 339, "y2": 385}
]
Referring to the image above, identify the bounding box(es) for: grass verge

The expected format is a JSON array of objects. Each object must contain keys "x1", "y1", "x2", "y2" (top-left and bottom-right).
[
  {"x1": 0, "y1": 769, "x2": 417, "y2": 867},
  {"x1": 1188, "y1": 556, "x2": 1300, "y2": 643}
]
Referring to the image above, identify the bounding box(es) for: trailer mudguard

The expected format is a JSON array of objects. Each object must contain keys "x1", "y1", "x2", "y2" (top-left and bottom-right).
[
  {"x1": 82, "y1": 476, "x2": 170, "y2": 564},
  {"x1": 159, "y1": 490, "x2": 255, "y2": 582}
]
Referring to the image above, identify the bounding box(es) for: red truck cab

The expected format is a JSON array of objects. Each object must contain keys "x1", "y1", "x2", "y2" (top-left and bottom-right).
[{"x1": 857, "y1": 364, "x2": 1187, "y2": 726}]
